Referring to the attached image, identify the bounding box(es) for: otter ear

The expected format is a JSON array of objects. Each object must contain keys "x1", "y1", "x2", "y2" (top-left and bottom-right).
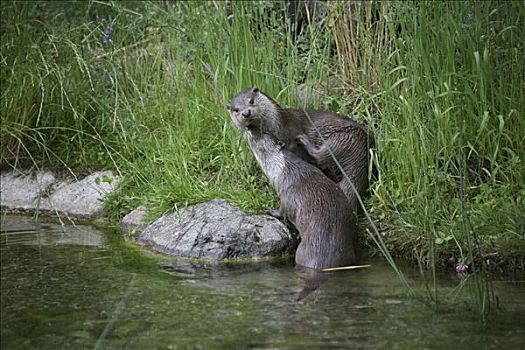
[
  {"x1": 252, "y1": 87, "x2": 259, "y2": 94},
  {"x1": 277, "y1": 140, "x2": 286, "y2": 149},
  {"x1": 226, "y1": 104, "x2": 231, "y2": 110}
]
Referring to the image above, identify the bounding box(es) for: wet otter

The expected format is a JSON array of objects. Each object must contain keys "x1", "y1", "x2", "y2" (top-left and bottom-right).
[
  {"x1": 243, "y1": 129, "x2": 357, "y2": 269},
  {"x1": 227, "y1": 87, "x2": 373, "y2": 211}
]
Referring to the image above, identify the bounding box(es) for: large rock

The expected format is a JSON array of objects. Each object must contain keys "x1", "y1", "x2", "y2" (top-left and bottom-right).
[
  {"x1": 137, "y1": 199, "x2": 295, "y2": 259},
  {"x1": 0, "y1": 171, "x2": 56, "y2": 211},
  {"x1": 44, "y1": 171, "x2": 116, "y2": 219},
  {"x1": 0, "y1": 170, "x2": 117, "y2": 220}
]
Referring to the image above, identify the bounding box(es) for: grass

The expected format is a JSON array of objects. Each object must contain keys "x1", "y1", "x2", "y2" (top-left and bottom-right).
[
  {"x1": 1, "y1": 0, "x2": 524, "y2": 317},
  {"x1": 363, "y1": 1, "x2": 525, "y2": 272}
]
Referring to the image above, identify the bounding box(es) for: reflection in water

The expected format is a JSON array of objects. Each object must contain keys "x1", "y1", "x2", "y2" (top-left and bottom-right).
[
  {"x1": 1, "y1": 215, "x2": 524, "y2": 350},
  {"x1": 295, "y1": 267, "x2": 332, "y2": 301},
  {"x1": 1, "y1": 215, "x2": 104, "y2": 247}
]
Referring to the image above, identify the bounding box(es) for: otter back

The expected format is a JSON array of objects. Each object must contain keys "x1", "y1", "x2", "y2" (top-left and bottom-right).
[{"x1": 227, "y1": 88, "x2": 373, "y2": 212}]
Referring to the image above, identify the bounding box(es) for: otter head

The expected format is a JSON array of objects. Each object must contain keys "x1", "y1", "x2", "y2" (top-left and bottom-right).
[{"x1": 227, "y1": 87, "x2": 280, "y2": 131}]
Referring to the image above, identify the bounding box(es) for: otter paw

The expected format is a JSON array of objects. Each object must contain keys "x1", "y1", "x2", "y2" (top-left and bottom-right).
[
  {"x1": 266, "y1": 208, "x2": 283, "y2": 220},
  {"x1": 296, "y1": 134, "x2": 309, "y2": 146},
  {"x1": 296, "y1": 135, "x2": 317, "y2": 152}
]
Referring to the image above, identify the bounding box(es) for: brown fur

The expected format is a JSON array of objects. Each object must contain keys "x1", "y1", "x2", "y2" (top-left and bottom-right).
[
  {"x1": 244, "y1": 129, "x2": 357, "y2": 269},
  {"x1": 228, "y1": 88, "x2": 373, "y2": 211}
]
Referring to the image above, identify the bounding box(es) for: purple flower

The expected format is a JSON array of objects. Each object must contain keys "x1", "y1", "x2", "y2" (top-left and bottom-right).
[
  {"x1": 455, "y1": 262, "x2": 468, "y2": 276},
  {"x1": 105, "y1": 26, "x2": 114, "y2": 35},
  {"x1": 101, "y1": 34, "x2": 111, "y2": 45}
]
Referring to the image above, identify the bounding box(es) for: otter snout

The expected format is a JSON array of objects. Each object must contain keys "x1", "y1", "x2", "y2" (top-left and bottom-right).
[{"x1": 241, "y1": 109, "x2": 252, "y2": 118}]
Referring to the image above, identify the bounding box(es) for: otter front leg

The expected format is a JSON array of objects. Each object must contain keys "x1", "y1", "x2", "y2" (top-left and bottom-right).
[{"x1": 296, "y1": 134, "x2": 324, "y2": 162}]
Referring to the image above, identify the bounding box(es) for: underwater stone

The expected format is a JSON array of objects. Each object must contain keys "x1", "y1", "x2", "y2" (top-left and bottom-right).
[{"x1": 137, "y1": 199, "x2": 295, "y2": 260}]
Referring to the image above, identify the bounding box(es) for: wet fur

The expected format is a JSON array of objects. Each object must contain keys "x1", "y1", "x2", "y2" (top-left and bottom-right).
[
  {"x1": 228, "y1": 88, "x2": 373, "y2": 211},
  {"x1": 244, "y1": 130, "x2": 357, "y2": 269}
]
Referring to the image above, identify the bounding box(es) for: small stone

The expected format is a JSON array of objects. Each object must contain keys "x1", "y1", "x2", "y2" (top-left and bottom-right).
[{"x1": 121, "y1": 206, "x2": 147, "y2": 233}]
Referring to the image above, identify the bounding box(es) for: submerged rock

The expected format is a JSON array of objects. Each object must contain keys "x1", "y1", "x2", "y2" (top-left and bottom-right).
[
  {"x1": 0, "y1": 170, "x2": 117, "y2": 220},
  {"x1": 137, "y1": 199, "x2": 295, "y2": 260}
]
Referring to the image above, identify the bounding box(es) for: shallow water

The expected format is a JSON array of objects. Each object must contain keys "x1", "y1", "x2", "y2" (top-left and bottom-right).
[{"x1": 1, "y1": 215, "x2": 524, "y2": 350}]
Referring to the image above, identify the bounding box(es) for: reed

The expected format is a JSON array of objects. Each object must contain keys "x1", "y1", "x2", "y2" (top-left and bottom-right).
[{"x1": 328, "y1": 0, "x2": 523, "y2": 317}]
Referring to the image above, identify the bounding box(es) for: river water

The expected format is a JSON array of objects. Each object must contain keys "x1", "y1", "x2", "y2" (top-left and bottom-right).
[{"x1": 1, "y1": 215, "x2": 524, "y2": 349}]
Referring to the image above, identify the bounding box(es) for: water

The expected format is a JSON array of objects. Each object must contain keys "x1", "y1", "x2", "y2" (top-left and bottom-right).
[{"x1": 1, "y1": 215, "x2": 524, "y2": 350}]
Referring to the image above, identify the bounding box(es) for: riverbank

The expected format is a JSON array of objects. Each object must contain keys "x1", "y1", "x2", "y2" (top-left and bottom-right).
[
  {"x1": 1, "y1": 167, "x2": 523, "y2": 272},
  {"x1": 0, "y1": 169, "x2": 296, "y2": 261},
  {"x1": 1, "y1": 2, "x2": 523, "y2": 273}
]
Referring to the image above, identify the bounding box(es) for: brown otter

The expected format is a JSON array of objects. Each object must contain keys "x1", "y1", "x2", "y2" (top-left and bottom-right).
[
  {"x1": 227, "y1": 87, "x2": 373, "y2": 211},
  {"x1": 243, "y1": 129, "x2": 357, "y2": 269}
]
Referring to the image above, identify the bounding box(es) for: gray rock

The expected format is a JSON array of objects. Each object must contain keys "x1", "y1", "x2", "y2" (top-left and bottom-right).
[
  {"x1": 0, "y1": 170, "x2": 118, "y2": 220},
  {"x1": 0, "y1": 171, "x2": 56, "y2": 211},
  {"x1": 43, "y1": 171, "x2": 117, "y2": 219},
  {"x1": 137, "y1": 199, "x2": 295, "y2": 260},
  {"x1": 121, "y1": 205, "x2": 147, "y2": 233}
]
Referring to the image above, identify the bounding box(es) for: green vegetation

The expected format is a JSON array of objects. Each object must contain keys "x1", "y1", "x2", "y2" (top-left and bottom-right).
[{"x1": 1, "y1": 0, "x2": 523, "y2": 285}]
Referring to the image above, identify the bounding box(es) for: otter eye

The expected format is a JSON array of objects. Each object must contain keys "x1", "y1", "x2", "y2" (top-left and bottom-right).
[
  {"x1": 233, "y1": 108, "x2": 239, "y2": 113},
  {"x1": 249, "y1": 98, "x2": 254, "y2": 105}
]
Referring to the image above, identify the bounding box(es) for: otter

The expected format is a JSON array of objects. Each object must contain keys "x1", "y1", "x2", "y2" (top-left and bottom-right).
[
  {"x1": 243, "y1": 129, "x2": 357, "y2": 269},
  {"x1": 227, "y1": 87, "x2": 373, "y2": 211}
]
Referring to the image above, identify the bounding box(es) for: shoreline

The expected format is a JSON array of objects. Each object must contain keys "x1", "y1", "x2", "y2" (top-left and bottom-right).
[{"x1": 1, "y1": 168, "x2": 522, "y2": 273}]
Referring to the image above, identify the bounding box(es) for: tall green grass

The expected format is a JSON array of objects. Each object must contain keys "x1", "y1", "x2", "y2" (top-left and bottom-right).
[
  {"x1": 364, "y1": 1, "x2": 524, "y2": 269},
  {"x1": 0, "y1": 1, "x2": 336, "y2": 217},
  {"x1": 1, "y1": 0, "x2": 523, "y2": 318},
  {"x1": 327, "y1": 1, "x2": 524, "y2": 319}
]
